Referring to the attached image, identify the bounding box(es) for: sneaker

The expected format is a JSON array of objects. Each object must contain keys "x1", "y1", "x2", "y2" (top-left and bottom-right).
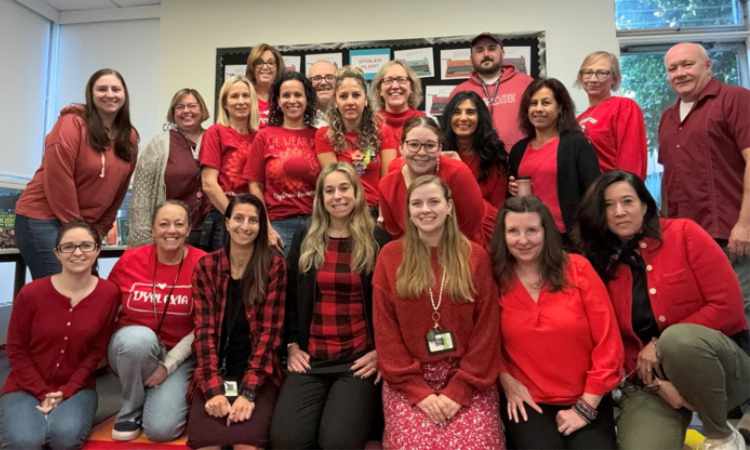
[
  {"x1": 111, "y1": 420, "x2": 142, "y2": 441},
  {"x1": 700, "y1": 423, "x2": 744, "y2": 450}
]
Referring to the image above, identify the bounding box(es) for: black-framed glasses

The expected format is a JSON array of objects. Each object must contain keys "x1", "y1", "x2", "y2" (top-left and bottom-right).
[
  {"x1": 580, "y1": 69, "x2": 612, "y2": 80},
  {"x1": 383, "y1": 76, "x2": 410, "y2": 86},
  {"x1": 310, "y1": 75, "x2": 335, "y2": 83},
  {"x1": 404, "y1": 140, "x2": 439, "y2": 153},
  {"x1": 56, "y1": 241, "x2": 99, "y2": 253}
]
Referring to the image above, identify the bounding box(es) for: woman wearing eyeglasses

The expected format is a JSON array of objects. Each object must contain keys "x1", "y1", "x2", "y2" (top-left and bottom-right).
[
  {"x1": 0, "y1": 221, "x2": 119, "y2": 450},
  {"x1": 128, "y1": 88, "x2": 210, "y2": 248},
  {"x1": 371, "y1": 61, "x2": 425, "y2": 143},
  {"x1": 378, "y1": 116, "x2": 488, "y2": 244},
  {"x1": 576, "y1": 52, "x2": 647, "y2": 179},
  {"x1": 315, "y1": 66, "x2": 398, "y2": 209},
  {"x1": 245, "y1": 43, "x2": 284, "y2": 128}
]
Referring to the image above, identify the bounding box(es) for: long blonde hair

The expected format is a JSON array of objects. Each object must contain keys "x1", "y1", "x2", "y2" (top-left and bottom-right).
[
  {"x1": 299, "y1": 163, "x2": 377, "y2": 273},
  {"x1": 216, "y1": 75, "x2": 260, "y2": 132},
  {"x1": 396, "y1": 175, "x2": 475, "y2": 302}
]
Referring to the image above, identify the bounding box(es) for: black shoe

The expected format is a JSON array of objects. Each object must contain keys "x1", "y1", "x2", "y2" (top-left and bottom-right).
[{"x1": 111, "y1": 419, "x2": 142, "y2": 441}]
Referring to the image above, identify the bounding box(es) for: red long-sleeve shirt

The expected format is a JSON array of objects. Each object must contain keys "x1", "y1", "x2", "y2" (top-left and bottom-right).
[
  {"x1": 378, "y1": 155, "x2": 486, "y2": 243},
  {"x1": 2, "y1": 277, "x2": 119, "y2": 400},
  {"x1": 606, "y1": 218, "x2": 747, "y2": 375},
  {"x1": 190, "y1": 249, "x2": 286, "y2": 399},
  {"x1": 499, "y1": 254, "x2": 624, "y2": 405},
  {"x1": 577, "y1": 96, "x2": 647, "y2": 179},
  {"x1": 373, "y1": 240, "x2": 501, "y2": 406}
]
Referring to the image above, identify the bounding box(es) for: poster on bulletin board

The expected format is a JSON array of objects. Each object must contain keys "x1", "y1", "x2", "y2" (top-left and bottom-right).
[{"x1": 215, "y1": 32, "x2": 545, "y2": 118}]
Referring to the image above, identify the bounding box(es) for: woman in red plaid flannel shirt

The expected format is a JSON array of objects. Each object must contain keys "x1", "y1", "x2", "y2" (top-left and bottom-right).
[{"x1": 185, "y1": 194, "x2": 286, "y2": 450}]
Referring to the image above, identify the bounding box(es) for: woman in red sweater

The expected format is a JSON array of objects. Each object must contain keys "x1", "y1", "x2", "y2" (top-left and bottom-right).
[
  {"x1": 491, "y1": 195, "x2": 622, "y2": 450},
  {"x1": 371, "y1": 60, "x2": 425, "y2": 142},
  {"x1": 0, "y1": 221, "x2": 119, "y2": 449},
  {"x1": 15, "y1": 68, "x2": 138, "y2": 279},
  {"x1": 315, "y1": 66, "x2": 398, "y2": 210},
  {"x1": 377, "y1": 116, "x2": 489, "y2": 244},
  {"x1": 374, "y1": 175, "x2": 503, "y2": 450},
  {"x1": 574, "y1": 170, "x2": 750, "y2": 450},
  {"x1": 200, "y1": 75, "x2": 260, "y2": 251}
]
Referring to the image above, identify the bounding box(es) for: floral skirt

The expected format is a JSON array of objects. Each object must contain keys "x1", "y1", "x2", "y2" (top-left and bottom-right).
[{"x1": 382, "y1": 359, "x2": 505, "y2": 450}]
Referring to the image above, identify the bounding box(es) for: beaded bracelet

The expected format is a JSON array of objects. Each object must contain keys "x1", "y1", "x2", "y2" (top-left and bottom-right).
[{"x1": 573, "y1": 398, "x2": 598, "y2": 423}]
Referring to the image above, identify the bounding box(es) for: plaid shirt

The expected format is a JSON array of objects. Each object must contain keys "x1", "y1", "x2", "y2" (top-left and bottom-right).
[
  {"x1": 191, "y1": 248, "x2": 286, "y2": 399},
  {"x1": 307, "y1": 237, "x2": 369, "y2": 361}
]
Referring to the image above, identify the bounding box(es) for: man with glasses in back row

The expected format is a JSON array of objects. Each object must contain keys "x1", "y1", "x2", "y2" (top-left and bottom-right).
[{"x1": 307, "y1": 60, "x2": 338, "y2": 128}]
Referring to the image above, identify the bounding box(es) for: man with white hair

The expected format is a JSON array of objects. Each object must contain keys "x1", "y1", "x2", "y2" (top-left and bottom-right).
[{"x1": 307, "y1": 60, "x2": 337, "y2": 127}]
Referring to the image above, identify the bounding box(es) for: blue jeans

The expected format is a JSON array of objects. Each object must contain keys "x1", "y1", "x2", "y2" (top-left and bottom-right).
[
  {"x1": 14, "y1": 214, "x2": 61, "y2": 279},
  {"x1": 0, "y1": 389, "x2": 97, "y2": 450},
  {"x1": 271, "y1": 215, "x2": 309, "y2": 257},
  {"x1": 108, "y1": 325, "x2": 193, "y2": 442}
]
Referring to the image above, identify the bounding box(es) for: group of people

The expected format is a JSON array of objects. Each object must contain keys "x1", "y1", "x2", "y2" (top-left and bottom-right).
[{"x1": 0, "y1": 30, "x2": 749, "y2": 450}]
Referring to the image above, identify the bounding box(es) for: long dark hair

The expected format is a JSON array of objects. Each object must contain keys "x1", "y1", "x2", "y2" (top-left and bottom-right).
[
  {"x1": 440, "y1": 91, "x2": 507, "y2": 181},
  {"x1": 518, "y1": 78, "x2": 580, "y2": 138},
  {"x1": 572, "y1": 170, "x2": 661, "y2": 280},
  {"x1": 224, "y1": 194, "x2": 274, "y2": 306},
  {"x1": 83, "y1": 68, "x2": 137, "y2": 163},
  {"x1": 54, "y1": 220, "x2": 101, "y2": 275},
  {"x1": 490, "y1": 196, "x2": 567, "y2": 292},
  {"x1": 268, "y1": 71, "x2": 317, "y2": 127}
]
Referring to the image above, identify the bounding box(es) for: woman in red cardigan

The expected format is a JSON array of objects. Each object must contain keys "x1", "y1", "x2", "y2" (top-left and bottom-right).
[
  {"x1": 374, "y1": 175, "x2": 503, "y2": 450},
  {"x1": 186, "y1": 194, "x2": 286, "y2": 450},
  {"x1": 491, "y1": 195, "x2": 623, "y2": 450},
  {"x1": 574, "y1": 170, "x2": 750, "y2": 450},
  {"x1": 0, "y1": 221, "x2": 119, "y2": 449}
]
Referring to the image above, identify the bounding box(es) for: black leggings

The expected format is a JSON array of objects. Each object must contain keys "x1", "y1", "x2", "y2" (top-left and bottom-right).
[{"x1": 503, "y1": 396, "x2": 617, "y2": 450}]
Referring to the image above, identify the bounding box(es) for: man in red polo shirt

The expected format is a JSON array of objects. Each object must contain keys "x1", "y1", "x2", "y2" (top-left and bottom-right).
[
  {"x1": 449, "y1": 32, "x2": 533, "y2": 150},
  {"x1": 658, "y1": 41, "x2": 750, "y2": 437}
]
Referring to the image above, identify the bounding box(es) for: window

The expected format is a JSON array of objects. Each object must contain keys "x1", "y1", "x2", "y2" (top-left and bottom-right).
[{"x1": 616, "y1": 0, "x2": 745, "y2": 30}]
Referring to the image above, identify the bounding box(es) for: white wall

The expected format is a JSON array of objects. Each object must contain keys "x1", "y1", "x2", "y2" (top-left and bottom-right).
[
  {"x1": 159, "y1": 0, "x2": 619, "y2": 116},
  {"x1": 55, "y1": 18, "x2": 162, "y2": 144}
]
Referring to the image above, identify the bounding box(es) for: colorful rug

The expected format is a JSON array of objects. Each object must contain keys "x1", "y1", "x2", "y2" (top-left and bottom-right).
[{"x1": 83, "y1": 416, "x2": 189, "y2": 449}]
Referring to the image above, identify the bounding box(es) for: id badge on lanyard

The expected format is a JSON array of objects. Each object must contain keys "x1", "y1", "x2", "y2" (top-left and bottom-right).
[{"x1": 425, "y1": 269, "x2": 457, "y2": 355}]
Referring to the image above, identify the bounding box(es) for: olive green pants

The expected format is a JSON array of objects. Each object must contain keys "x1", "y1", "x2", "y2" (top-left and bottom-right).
[{"x1": 617, "y1": 323, "x2": 750, "y2": 450}]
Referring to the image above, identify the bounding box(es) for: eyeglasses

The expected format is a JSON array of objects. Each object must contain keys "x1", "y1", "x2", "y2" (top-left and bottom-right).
[
  {"x1": 580, "y1": 69, "x2": 612, "y2": 80},
  {"x1": 175, "y1": 103, "x2": 200, "y2": 111},
  {"x1": 56, "y1": 241, "x2": 98, "y2": 253},
  {"x1": 257, "y1": 59, "x2": 276, "y2": 68},
  {"x1": 404, "y1": 140, "x2": 439, "y2": 153},
  {"x1": 382, "y1": 76, "x2": 410, "y2": 86},
  {"x1": 310, "y1": 74, "x2": 335, "y2": 83}
]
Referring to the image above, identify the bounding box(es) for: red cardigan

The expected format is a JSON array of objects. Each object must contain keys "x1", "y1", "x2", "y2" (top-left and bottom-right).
[
  {"x1": 2, "y1": 277, "x2": 119, "y2": 400},
  {"x1": 499, "y1": 254, "x2": 624, "y2": 405},
  {"x1": 378, "y1": 155, "x2": 486, "y2": 243},
  {"x1": 607, "y1": 218, "x2": 747, "y2": 374},
  {"x1": 373, "y1": 240, "x2": 501, "y2": 406}
]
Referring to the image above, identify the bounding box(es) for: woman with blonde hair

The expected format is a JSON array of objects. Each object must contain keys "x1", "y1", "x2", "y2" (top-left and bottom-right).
[
  {"x1": 245, "y1": 43, "x2": 284, "y2": 127},
  {"x1": 129, "y1": 88, "x2": 210, "y2": 247},
  {"x1": 371, "y1": 60, "x2": 425, "y2": 142},
  {"x1": 199, "y1": 75, "x2": 259, "y2": 250},
  {"x1": 270, "y1": 162, "x2": 388, "y2": 449},
  {"x1": 315, "y1": 66, "x2": 398, "y2": 209},
  {"x1": 374, "y1": 175, "x2": 503, "y2": 449}
]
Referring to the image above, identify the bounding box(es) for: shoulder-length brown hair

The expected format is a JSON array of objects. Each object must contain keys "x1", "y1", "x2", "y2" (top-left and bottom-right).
[
  {"x1": 245, "y1": 43, "x2": 285, "y2": 85},
  {"x1": 490, "y1": 195, "x2": 567, "y2": 292},
  {"x1": 83, "y1": 68, "x2": 137, "y2": 162},
  {"x1": 517, "y1": 78, "x2": 580, "y2": 139},
  {"x1": 165, "y1": 88, "x2": 209, "y2": 124}
]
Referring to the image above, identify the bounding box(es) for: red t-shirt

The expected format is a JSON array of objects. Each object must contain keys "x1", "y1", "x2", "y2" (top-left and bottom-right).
[
  {"x1": 458, "y1": 150, "x2": 508, "y2": 209},
  {"x1": 314, "y1": 126, "x2": 398, "y2": 206},
  {"x1": 518, "y1": 137, "x2": 565, "y2": 232},
  {"x1": 377, "y1": 108, "x2": 424, "y2": 143},
  {"x1": 108, "y1": 244, "x2": 206, "y2": 348},
  {"x1": 199, "y1": 124, "x2": 255, "y2": 195},
  {"x1": 244, "y1": 126, "x2": 321, "y2": 220},
  {"x1": 258, "y1": 98, "x2": 270, "y2": 128}
]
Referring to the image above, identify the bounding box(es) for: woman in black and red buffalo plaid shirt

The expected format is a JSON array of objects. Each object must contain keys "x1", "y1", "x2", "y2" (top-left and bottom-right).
[
  {"x1": 270, "y1": 162, "x2": 389, "y2": 449},
  {"x1": 186, "y1": 193, "x2": 287, "y2": 450}
]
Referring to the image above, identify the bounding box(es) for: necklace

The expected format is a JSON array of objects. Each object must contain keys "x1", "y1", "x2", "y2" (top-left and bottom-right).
[{"x1": 428, "y1": 269, "x2": 447, "y2": 329}]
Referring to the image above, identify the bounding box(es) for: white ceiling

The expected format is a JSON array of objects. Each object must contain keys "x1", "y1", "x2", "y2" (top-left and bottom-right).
[{"x1": 45, "y1": 0, "x2": 159, "y2": 11}]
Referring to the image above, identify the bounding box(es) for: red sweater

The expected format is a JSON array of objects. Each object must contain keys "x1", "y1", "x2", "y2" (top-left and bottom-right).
[
  {"x1": 577, "y1": 96, "x2": 647, "y2": 179},
  {"x1": 457, "y1": 150, "x2": 507, "y2": 209},
  {"x1": 376, "y1": 109, "x2": 424, "y2": 143},
  {"x1": 378, "y1": 156, "x2": 486, "y2": 243},
  {"x1": 500, "y1": 254, "x2": 624, "y2": 405},
  {"x1": 2, "y1": 277, "x2": 119, "y2": 400},
  {"x1": 108, "y1": 244, "x2": 206, "y2": 348},
  {"x1": 606, "y1": 218, "x2": 747, "y2": 375},
  {"x1": 15, "y1": 106, "x2": 137, "y2": 236},
  {"x1": 373, "y1": 240, "x2": 501, "y2": 406}
]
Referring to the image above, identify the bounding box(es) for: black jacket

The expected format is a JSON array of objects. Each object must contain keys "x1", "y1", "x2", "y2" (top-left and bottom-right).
[
  {"x1": 283, "y1": 222, "x2": 390, "y2": 359},
  {"x1": 509, "y1": 130, "x2": 601, "y2": 231}
]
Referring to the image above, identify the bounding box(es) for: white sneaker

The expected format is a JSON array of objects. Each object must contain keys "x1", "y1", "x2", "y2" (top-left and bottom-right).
[
  {"x1": 111, "y1": 419, "x2": 142, "y2": 441},
  {"x1": 700, "y1": 423, "x2": 744, "y2": 450}
]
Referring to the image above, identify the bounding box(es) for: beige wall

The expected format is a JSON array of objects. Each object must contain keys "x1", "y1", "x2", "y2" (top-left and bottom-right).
[{"x1": 160, "y1": 0, "x2": 619, "y2": 119}]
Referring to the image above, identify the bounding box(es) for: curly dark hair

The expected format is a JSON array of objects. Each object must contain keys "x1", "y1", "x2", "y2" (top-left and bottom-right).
[
  {"x1": 268, "y1": 71, "x2": 317, "y2": 127},
  {"x1": 440, "y1": 91, "x2": 507, "y2": 181},
  {"x1": 518, "y1": 78, "x2": 580, "y2": 138}
]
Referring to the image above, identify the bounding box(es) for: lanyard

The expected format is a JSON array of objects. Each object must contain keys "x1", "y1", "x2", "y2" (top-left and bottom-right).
[
  {"x1": 481, "y1": 79, "x2": 501, "y2": 113},
  {"x1": 428, "y1": 269, "x2": 447, "y2": 329},
  {"x1": 151, "y1": 250, "x2": 185, "y2": 338}
]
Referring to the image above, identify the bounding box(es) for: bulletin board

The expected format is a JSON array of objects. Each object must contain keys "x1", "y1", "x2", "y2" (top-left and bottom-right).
[{"x1": 214, "y1": 32, "x2": 546, "y2": 118}]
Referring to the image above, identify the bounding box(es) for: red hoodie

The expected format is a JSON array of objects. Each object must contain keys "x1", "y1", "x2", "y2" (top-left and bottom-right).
[{"x1": 450, "y1": 65, "x2": 533, "y2": 150}]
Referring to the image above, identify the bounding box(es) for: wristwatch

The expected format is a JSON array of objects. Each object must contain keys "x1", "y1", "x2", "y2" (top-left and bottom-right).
[{"x1": 240, "y1": 389, "x2": 256, "y2": 402}]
